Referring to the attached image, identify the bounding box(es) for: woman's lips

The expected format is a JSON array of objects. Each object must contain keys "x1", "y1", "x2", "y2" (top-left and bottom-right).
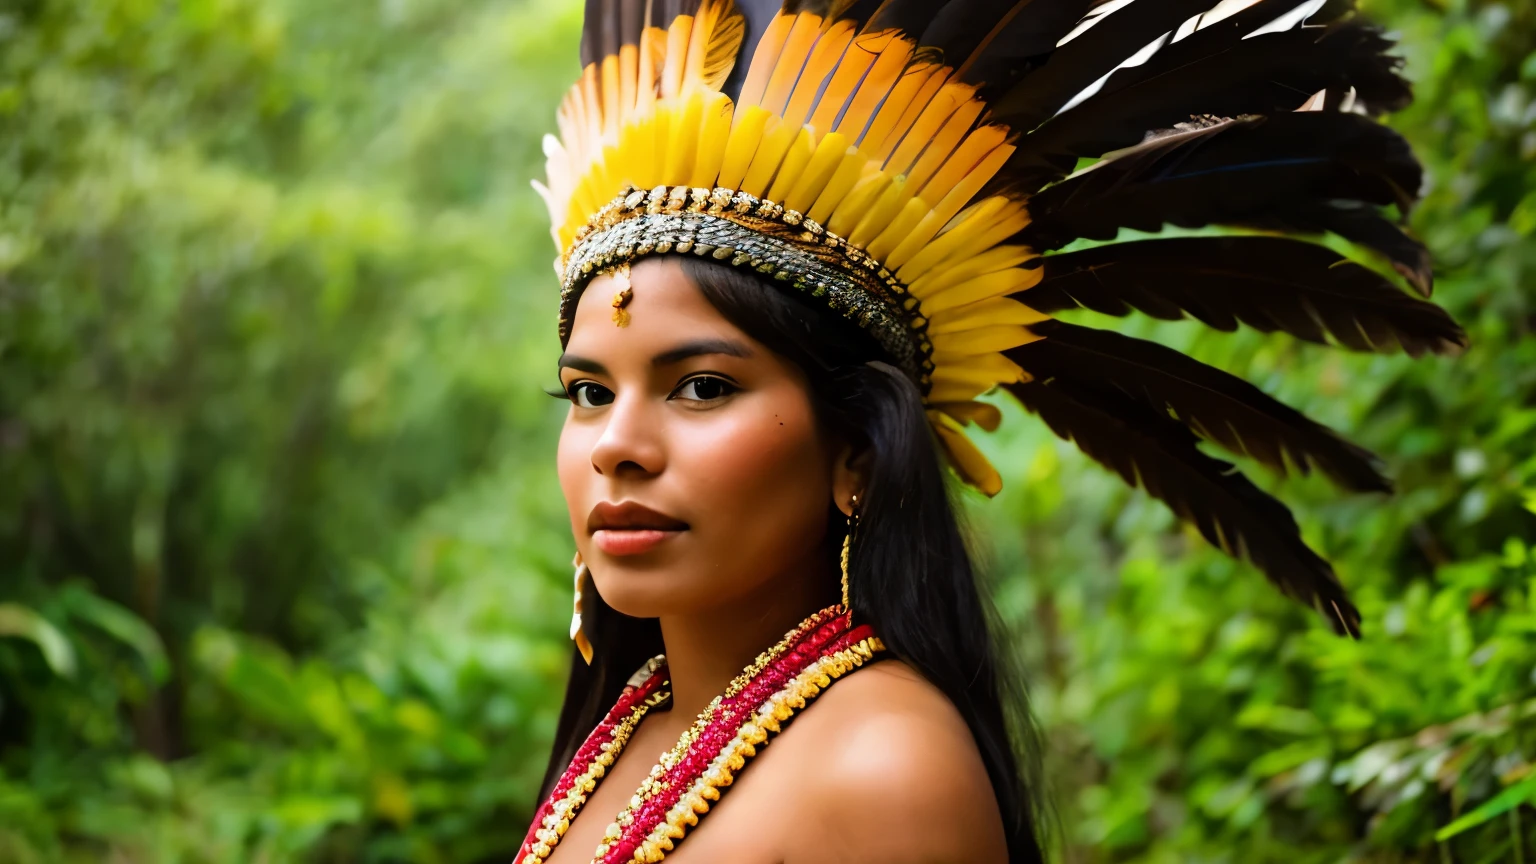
[
  {"x1": 592, "y1": 528, "x2": 683, "y2": 556},
  {"x1": 587, "y1": 500, "x2": 689, "y2": 557}
]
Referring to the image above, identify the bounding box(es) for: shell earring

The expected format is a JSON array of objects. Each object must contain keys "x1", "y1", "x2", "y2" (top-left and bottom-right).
[
  {"x1": 840, "y1": 493, "x2": 860, "y2": 615},
  {"x1": 570, "y1": 551, "x2": 594, "y2": 665}
]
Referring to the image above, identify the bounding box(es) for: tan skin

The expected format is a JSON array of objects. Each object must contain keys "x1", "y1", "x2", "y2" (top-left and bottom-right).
[{"x1": 551, "y1": 257, "x2": 1008, "y2": 864}]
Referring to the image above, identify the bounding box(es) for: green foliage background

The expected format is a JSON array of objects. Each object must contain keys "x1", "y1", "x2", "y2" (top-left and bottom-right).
[{"x1": 0, "y1": 0, "x2": 1532, "y2": 861}]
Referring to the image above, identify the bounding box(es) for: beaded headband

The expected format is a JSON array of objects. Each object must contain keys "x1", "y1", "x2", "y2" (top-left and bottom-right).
[{"x1": 558, "y1": 184, "x2": 935, "y2": 388}]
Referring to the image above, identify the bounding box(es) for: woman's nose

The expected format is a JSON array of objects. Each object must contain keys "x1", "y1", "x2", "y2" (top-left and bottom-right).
[{"x1": 589, "y1": 391, "x2": 665, "y2": 478}]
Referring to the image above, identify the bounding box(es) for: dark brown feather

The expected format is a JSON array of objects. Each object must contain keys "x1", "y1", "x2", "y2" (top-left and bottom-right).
[
  {"x1": 986, "y1": 0, "x2": 1221, "y2": 134},
  {"x1": 1026, "y1": 237, "x2": 1464, "y2": 355},
  {"x1": 1019, "y1": 112, "x2": 1431, "y2": 293},
  {"x1": 1003, "y1": 377, "x2": 1363, "y2": 637},
  {"x1": 1002, "y1": 21, "x2": 1411, "y2": 188},
  {"x1": 1008, "y1": 319, "x2": 1393, "y2": 492}
]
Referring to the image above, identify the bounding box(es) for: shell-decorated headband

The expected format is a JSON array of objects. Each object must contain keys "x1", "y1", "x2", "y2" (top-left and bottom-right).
[{"x1": 540, "y1": 0, "x2": 1469, "y2": 635}]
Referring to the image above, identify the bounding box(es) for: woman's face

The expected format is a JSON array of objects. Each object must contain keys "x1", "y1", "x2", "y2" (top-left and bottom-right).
[{"x1": 556, "y1": 257, "x2": 844, "y2": 619}]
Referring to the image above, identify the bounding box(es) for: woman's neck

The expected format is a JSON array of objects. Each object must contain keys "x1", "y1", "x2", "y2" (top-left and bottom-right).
[{"x1": 657, "y1": 561, "x2": 838, "y2": 722}]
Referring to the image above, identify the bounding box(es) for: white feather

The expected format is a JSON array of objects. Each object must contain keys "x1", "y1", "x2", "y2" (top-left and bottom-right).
[
  {"x1": 1055, "y1": 31, "x2": 1172, "y2": 116},
  {"x1": 1056, "y1": 0, "x2": 1139, "y2": 47},
  {"x1": 1245, "y1": 0, "x2": 1327, "y2": 39}
]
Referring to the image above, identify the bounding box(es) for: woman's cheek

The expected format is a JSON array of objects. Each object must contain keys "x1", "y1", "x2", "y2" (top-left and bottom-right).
[
  {"x1": 556, "y1": 417, "x2": 596, "y2": 540},
  {"x1": 676, "y1": 393, "x2": 827, "y2": 552}
]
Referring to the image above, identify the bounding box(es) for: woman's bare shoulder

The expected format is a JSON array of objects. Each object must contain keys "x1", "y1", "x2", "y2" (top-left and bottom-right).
[{"x1": 771, "y1": 658, "x2": 1009, "y2": 864}]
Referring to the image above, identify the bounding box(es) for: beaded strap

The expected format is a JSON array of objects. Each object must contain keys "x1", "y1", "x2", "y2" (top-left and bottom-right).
[{"x1": 516, "y1": 658, "x2": 670, "y2": 863}]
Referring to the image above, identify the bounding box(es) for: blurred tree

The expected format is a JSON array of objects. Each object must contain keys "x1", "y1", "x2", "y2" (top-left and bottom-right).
[{"x1": 0, "y1": 0, "x2": 1531, "y2": 862}]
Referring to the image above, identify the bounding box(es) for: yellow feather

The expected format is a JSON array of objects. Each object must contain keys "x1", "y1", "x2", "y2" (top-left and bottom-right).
[
  {"x1": 718, "y1": 106, "x2": 772, "y2": 190},
  {"x1": 623, "y1": 113, "x2": 656, "y2": 191},
  {"x1": 806, "y1": 147, "x2": 868, "y2": 224},
  {"x1": 897, "y1": 147, "x2": 1016, "y2": 280},
  {"x1": 663, "y1": 96, "x2": 703, "y2": 185},
  {"x1": 739, "y1": 116, "x2": 799, "y2": 197},
  {"x1": 848, "y1": 175, "x2": 912, "y2": 249},
  {"x1": 661, "y1": 15, "x2": 696, "y2": 99},
  {"x1": 701, "y1": 1, "x2": 747, "y2": 91},
  {"x1": 786, "y1": 132, "x2": 849, "y2": 214},
  {"x1": 931, "y1": 350, "x2": 1029, "y2": 384},
  {"x1": 737, "y1": 14, "x2": 797, "y2": 109},
  {"x1": 825, "y1": 167, "x2": 890, "y2": 237},
  {"x1": 650, "y1": 105, "x2": 674, "y2": 187},
  {"x1": 782, "y1": 22, "x2": 856, "y2": 127},
  {"x1": 930, "y1": 362, "x2": 1020, "y2": 391},
  {"x1": 691, "y1": 92, "x2": 735, "y2": 188},
  {"x1": 929, "y1": 297, "x2": 1051, "y2": 335},
  {"x1": 762, "y1": 14, "x2": 825, "y2": 114},
  {"x1": 682, "y1": 0, "x2": 745, "y2": 93},
  {"x1": 918, "y1": 201, "x2": 1031, "y2": 275},
  {"x1": 864, "y1": 196, "x2": 928, "y2": 262},
  {"x1": 919, "y1": 267, "x2": 1039, "y2": 314},
  {"x1": 908, "y1": 245, "x2": 1033, "y2": 299},
  {"x1": 766, "y1": 127, "x2": 817, "y2": 203},
  {"x1": 931, "y1": 324, "x2": 1039, "y2": 355},
  {"x1": 918, "y1": 125, "x2": 1007, "y2": 203},
  {"x1": 926, "y1": 381, "x2": 991, "y2": 404},
  {"x1": 928, "y1": 411, "x2": 1002, "y2": 496},
  {"x1": 934, "y1": 400, "x2": 1004, "y2": 432}
]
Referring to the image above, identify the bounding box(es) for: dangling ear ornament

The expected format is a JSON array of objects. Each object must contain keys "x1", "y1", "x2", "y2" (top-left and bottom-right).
[
  {"x1": 840, "y1": 493, "x2": 860, "y2": 618},
  {"x1": 570, "y1": 551, "x2": 594, "y2": 665}
]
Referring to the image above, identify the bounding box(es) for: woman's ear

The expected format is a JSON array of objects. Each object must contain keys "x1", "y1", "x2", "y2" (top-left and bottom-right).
[{"x1": 832, "y1": 443, "x2": 871, "y2": 518}]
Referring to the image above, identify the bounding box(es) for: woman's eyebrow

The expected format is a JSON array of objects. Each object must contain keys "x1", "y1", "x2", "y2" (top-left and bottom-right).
[
  {"x1": 651, "y1": 338, "x2": 753, "y2": 367},
  {"x1": 557, "y1": 353, "x2": 607, "y2": 375}
]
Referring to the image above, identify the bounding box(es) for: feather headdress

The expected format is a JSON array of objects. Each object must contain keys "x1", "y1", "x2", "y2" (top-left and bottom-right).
[{"x1": 538, "y1": 0, "x2": 1466, "y2": 636}]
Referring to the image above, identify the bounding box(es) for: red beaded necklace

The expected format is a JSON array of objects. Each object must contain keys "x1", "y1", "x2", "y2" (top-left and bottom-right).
[{"x1": 516, "y1": 605, "x2": 884, "y2": 864}]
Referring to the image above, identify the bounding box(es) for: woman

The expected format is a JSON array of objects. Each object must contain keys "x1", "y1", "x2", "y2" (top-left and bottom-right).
[{"x1": 519, "y1": 1, "x2": 1464, "y2": 862}]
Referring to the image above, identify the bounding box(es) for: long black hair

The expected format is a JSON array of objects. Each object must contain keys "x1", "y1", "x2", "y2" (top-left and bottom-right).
[{"x1": 539, "y1": 255, "x2": 1048, "y2": 862}]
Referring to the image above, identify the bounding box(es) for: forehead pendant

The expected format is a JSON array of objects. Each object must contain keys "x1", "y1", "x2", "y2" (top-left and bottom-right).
[{"x1": 609, "y1": 264, "x2": 634, "y2": 328}]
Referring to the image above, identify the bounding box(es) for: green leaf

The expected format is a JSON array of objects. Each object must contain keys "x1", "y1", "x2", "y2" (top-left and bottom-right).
[
  {"x1": 1434, "y1": 775, "x2": 1536, "y2": 841},
  {"x1": 0, "y1": 604, "x2": 76, "y2": 678},
  {"x1": 61, "y1": 588, "x2": 170, "y2": 684}
]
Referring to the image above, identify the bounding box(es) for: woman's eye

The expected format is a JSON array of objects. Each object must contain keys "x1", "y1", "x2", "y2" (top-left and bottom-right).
[
  {"x1": 569, "y1": 382, "x2": 614, "y2": 408},
  {"x1": 673, "y1": 376, "x2": 737, "y2": 403}
]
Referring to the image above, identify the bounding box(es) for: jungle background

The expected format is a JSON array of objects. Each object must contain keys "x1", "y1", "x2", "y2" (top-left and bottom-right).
[{"x1": 1, "y1": 0, "x2": 1534, "y2": 861}]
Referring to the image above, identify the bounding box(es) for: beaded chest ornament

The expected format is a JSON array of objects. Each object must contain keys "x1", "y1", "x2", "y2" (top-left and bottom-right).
[{"x1": 516, "y1": 605, "x2": 884, "y2": 864}]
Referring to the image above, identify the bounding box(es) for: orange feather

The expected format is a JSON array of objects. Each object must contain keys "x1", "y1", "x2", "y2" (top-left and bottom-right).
[
  {"x1": 807, "y1": 31, "x2": 895, "y2": 133},
  {"x1": 601, "y1": 55, "x2": 621, "y2": 139},
  {"x1": 834, "y1": 35, "x2": 915, "y2": 141},
  {"x1": 761, "y1": 14, "x2": 826, "y2": 115},
  {"x1": 871, "y1": 67, "x2": 952, "y2": 162},
  {"x1": 885, "y1": 82, "x2": 978, "y2": 176},
  {"x1": 619, "y1": 44, "x2": 638, "y2": 116},
  {"x1": 782, "y1": 21, "x2": 856, "y2": 127},
  {"x1": 736, "y1": 14, "x2": 796, "y2": 110}
]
